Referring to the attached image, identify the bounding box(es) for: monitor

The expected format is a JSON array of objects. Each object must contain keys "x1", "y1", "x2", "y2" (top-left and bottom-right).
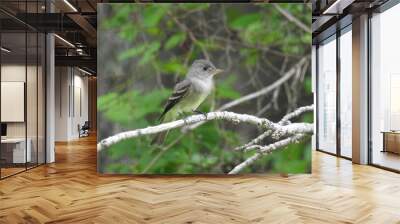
[{"x1": 1, "y1": 123, "x2": 7, "y2": 137}]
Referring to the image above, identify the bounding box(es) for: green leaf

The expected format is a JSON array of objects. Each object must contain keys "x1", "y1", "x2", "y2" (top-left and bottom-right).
[
  {"x1": 118, "y1": 23, "x2": 138, "y2": 42},
  {"x1": 195, "y1": 40, "x2": 221, "y2": 51},
  {"x1": 216, "y1": 76, "x2": 241, "y2": 100},
  {"x1": 98, "y1": 92, "x2": 118, "y2": 111},
  {"x1": 179, "y1": 3, "x2": 210, "y2": 10},
  {"x1": 164, "y1": 33, "x2": 186, "y2": 50},
  {"x1": 243, "y1": 21, "x2": 264, "y2": 44},
  {"x1": 102, "y1": 4, "x2": 136, "y2": 29},
  {"x1": 118, "y1": 44, "x2": 148, "y2": 61},
  {"x1": 301, "y1": 112, "x2": 313, "y2": 123},
  {"x1": 304, "y1": 76, "x2": 312, "y2": 94},
  {"x1": 229, "y1": 13, "x2": 262, "y2": 30},
  {"x1": 159, "y1": 59, "x2": 186, "y2": 75},
  {"x1": 138, "y1": 42, "x2": 161, "y2": 65},
  {"x1": 142, "y1": 5, "x2": 168, "y2": 27},
  {"x1": 245, "y1": 50, "x2": 259, "y2": 66},
  {"x1": 98, "y1": 89, "x2": 170, "y2": 129}
]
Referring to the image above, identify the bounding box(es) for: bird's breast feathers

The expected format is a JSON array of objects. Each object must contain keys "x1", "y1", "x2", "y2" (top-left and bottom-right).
[
  {"x1": 174, "y1": 77, "x2": 213, "y2": 113},
  {"x1": 190, "y1": 76, "x2": 214, "y2": 94}
]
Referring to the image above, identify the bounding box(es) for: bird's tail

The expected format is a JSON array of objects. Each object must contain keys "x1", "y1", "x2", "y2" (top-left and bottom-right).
[
  {"x1": 151, "y1": 112, "x2": 175, "y2": 145},
  {"x1": 151, "y1": 130, "x2": 169, "y2": 145}
]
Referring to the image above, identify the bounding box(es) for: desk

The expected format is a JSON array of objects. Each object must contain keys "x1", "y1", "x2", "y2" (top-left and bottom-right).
[
  {"x1": 382, "y1": 131, "x2": 400, "y2": 155},
  {"x1": 1, "y1": 138, "x2": 31, "y2": 163}
]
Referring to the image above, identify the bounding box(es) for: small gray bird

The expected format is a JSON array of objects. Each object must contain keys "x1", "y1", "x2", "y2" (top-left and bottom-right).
[{"x1": 151, "y1": 59, "x2": 223, "y2": 145}]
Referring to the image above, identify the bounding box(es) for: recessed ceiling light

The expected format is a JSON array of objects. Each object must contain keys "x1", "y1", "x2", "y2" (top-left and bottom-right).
[
  {"x1": 78, "y1": 67, "x2": 93, "y2": 76},
  {"x1": 1, "y1": 47, "x2": 11, "y2": 53},
  {"x1": 63, "y1": 0, "x2": 78, "y2": 12},
  {"x1": 323, "y1": 0, "x2": 354, "y2": 15},
  {"x1": 54, "y1": 34, "x2": 75, "y2": 48}
]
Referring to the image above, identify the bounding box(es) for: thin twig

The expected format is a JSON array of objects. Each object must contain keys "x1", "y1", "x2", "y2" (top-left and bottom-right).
[
  {"x1": 229, "y1": 134, "x2": 308, "y2": 174},
  {"x1": 142, "y1": 134, "x2": 186, "y2": 173},
  {"x1": 273, "y1": 4, "x2": 310, "y2": 33},
  {"x1": 235, "y1": 104, "x2": 314, "y2": 151},
  {"x1": 279, "y1": 105, "x2": 313, "y2": 125},
  {"x1": 217, "y1": 57, "x2": 308, "y2": 111},
  {"x1": 169, "y1": 12, "x2": 210, "y2": 60}
]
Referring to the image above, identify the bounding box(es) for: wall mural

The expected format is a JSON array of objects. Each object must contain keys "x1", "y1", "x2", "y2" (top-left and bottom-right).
[{"x1": 97, "y1": 3, "x2": 313, "y2": 174}]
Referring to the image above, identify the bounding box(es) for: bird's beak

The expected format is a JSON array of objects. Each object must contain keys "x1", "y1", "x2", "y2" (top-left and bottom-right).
[{"x1": 213, "y1": 68, "x2": 224, "y2": 76}]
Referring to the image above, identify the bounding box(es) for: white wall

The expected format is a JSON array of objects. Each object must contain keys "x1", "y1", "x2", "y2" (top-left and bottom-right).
[
  {"x1": 72, "y1": 73, "x2": 89, "y2": 137},
  {"x1": 1, "y1": 63, "x2": 46, "y2": 164},
  {"x1": 55, "y1": 67, "x2": 89, "y2": 141},
  {"x1": 55, "y1": 67, "x2": 69, "y2": 141},
  {"x1": 1, "y1": 65, "x2": 26, "y2": 130},
  {"x1": 1, "y1": 65, "x2": 38, "y2": 138}
]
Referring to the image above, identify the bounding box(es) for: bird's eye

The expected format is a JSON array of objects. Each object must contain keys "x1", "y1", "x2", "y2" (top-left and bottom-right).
[{"x1": 203, "y1": 66, "x2": 208, "y2": 71}]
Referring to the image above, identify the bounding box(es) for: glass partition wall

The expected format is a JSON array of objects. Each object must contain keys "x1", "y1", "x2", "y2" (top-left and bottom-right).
[
  {"x1": 316, "y1": 26, "x2": 353, "y2": 159},
  {"x1": 316, "y1": 1, "x2": 400, "y2": 171},
  {"x1": 370, "y1": 3, "x2": 400, "y2": 171},
  {"x1": 0, "y1": 2, "x2": 46, "y2": 179},
  {"x1": 317, "y1": 35, "x2": 337, "y2": 155}
]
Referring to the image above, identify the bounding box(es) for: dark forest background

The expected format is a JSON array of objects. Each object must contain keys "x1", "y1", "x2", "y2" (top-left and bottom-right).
[{"x1": 97, "y1": 3, "x2": 312, "y2": 174}]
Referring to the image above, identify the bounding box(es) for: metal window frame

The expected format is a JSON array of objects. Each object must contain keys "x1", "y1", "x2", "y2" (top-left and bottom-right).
[{"x1": 315, "y1": 20, "x2": 353, "y2": 162}]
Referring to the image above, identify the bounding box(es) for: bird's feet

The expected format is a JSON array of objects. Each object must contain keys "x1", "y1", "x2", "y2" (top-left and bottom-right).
[
  {"x1": 178, "y1": 112, "x2": 190, "y2": 125},
  {"x1": 183, "y1": 117, "x2": 189, "y2": 126},
  {"x1": 193, "y1": 110, "x2": 208, "y2": 119}
]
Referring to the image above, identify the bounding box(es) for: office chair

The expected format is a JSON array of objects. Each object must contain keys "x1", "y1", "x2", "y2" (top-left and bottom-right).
[{"x1": 79, "y1": 121, "x2": 90, "y2": 138}]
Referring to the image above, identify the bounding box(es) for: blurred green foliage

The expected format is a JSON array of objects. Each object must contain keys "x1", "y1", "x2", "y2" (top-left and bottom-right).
[{"x1": 98, "y1": 3, "x2": 312, "y2": 174}]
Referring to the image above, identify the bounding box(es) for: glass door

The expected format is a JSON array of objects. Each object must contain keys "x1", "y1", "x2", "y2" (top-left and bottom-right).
[
  {"x1": 339, "y1": 26, "x2": 352, "y2": 159},
  {"x1": 317, "y1": 35, "x2": 337, "y2": 155}
]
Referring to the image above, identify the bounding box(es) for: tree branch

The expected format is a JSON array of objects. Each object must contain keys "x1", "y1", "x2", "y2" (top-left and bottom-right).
[
  {"x1": 217, "y1": 57, "x2": 308, "y2": 111},
  {"x1": 97, "y1": 111, "x2": 313, "y2": 153},
  {"x1": 228, "y1": 134, "x2": 308, "y2": 174},
  {"x1": 279, "y1": 104, "x2": 314, "y2": 125},
  {"x1": 272, "y1": 4, "x2": 310, "y2": 33},
  {"x1": 235, "y1": 104, "x2": 314, "y2": 151},
  {"x1": 169, "y1": 12, "x2": 210, "y2": 60}
]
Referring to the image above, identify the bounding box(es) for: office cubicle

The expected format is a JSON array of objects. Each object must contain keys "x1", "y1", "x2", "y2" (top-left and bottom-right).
[{"x1": 0, "y1": 1, "x2": 46, "y2": 179}]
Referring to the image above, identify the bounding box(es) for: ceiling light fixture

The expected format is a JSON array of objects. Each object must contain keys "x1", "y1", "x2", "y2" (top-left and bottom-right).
[
  {"x1": 54, "y1": 34, "x2": 75, "y2": 48},
  {"x1": 322, "y1": 0, "x2": 354, "y2": 15},
  {"x1": 1, "y1": 47, "x2": 11, "y2": 53},
  {"x1": 78, "y1": 67, "x2": 93, "y2": 76},
  {"x1": 63, "y1": 0, "x2": 78, "y2": 12}
]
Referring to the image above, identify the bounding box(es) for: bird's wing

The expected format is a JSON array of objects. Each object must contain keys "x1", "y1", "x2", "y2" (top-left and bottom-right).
[{"x1": 158, "y1": 79, "x2": 192, "y2": 121}]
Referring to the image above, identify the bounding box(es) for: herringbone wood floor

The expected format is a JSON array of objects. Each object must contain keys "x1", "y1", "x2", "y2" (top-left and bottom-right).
[{"x1": 1, "y1": 135, "x2": 400, "y2": 224}]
